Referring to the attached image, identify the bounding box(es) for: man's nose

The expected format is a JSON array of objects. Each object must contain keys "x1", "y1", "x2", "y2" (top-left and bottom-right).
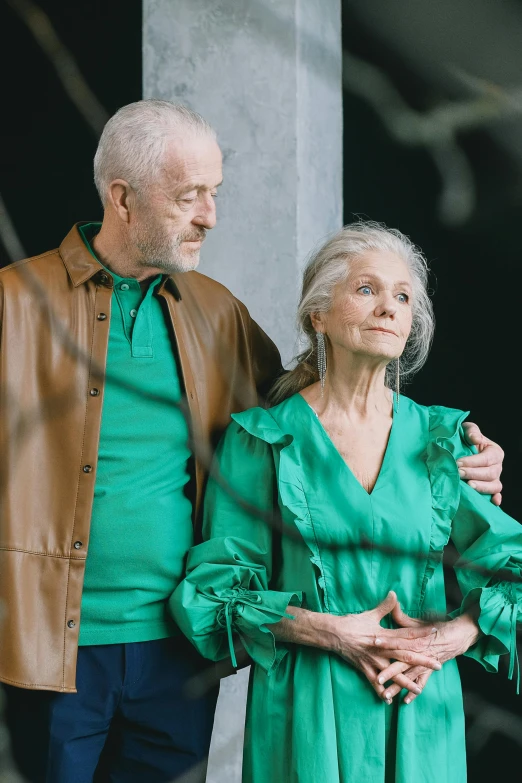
[{"x1": 193, "y1": 193, "x2": 217, "y2": 230}]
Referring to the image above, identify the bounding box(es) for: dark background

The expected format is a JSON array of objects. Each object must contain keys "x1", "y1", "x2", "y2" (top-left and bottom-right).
[{"x1": 1, "y1": 0, "x2": 520, "y2": 779}]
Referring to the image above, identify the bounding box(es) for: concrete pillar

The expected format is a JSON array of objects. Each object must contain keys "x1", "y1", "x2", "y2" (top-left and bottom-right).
[
  {"x1": 143, "y1": 0, "x2": 342, "y2": 364},
  {"x1": 143, "y1": 0, "x2": 342, "y2": 778}
]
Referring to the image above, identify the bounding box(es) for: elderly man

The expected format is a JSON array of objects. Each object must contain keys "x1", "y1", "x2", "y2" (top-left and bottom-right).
[{"x1": 0, "y1": 100, "x2": 504, "y2": 783}]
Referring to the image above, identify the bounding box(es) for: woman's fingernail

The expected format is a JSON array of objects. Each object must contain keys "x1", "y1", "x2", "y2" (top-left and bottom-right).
[
  {"x1": 378, "y1": 676, "x2": 384, "y2": 685},
  {"x1": 458, "y1": 468, "x2": 465, "y2": 477},
  {"x1": 384, "y1": 692, "x2": 390, "y2": 700},
  {"x1": 456, "y1": 460, "x2": 463, "y2": 467},
  {"x1": 375, "y1": 637, "x2": 382, "y2": 645},
  {"x1": 386, "y1": 698, "x2": 392, "y2": 705},
  {"x1": 469, "y1": 481, "x2": 477, "y2": 489},
  {"x1": 414, "y1": 686, "x2": 421, "y2": 694},
  {"x1": 404, "y1": 697, "x2": 411, "y2": 705},
  {"x1": 431, "y1": 628, "x2": 437, "y2": 633},
  {"x1": 435, "y1": 662, "x2": 442, "y2": 670}
]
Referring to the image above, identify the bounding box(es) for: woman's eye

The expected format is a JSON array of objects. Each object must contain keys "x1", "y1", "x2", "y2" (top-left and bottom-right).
[
  {"x1": 359, "y1": 286, "x2": 372, "y2": 296},
  {"x1": 397, "y1": 293, "x2": 409, "y2": 303}
]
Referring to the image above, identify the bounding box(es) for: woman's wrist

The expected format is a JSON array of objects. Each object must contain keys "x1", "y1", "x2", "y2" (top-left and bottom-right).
[{"x1": 450, "y1": 612, "x2": 482, "y2": 653}]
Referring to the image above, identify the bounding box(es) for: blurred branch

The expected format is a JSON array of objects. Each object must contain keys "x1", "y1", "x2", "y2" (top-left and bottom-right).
[
  {"x1": 0, "y1": 195, "x2": 25, "y2": 263},
  {"x1": 5, "y1": 0, "x2": 109, "y2": 137},
  {"x1": 465, "y1": 691, "x2": 522, "y2": 752},
  {"x1": 342, "y1": 49, "x2": 522, "y2": 224}
]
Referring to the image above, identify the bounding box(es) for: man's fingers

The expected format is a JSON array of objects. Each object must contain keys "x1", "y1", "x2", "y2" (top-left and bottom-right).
[
  {"x1": 465, "y1": 479, "x2": 503, "y2": 496},
  {"x1": 457, "y1": 464, "x2": 501, "y2": 482},
  {"x1": 457, "y1": 444, "x2": 503, "y2": 471},
  {"x1": 461, "y1": 421, "x2": 483, "y2": 445}
]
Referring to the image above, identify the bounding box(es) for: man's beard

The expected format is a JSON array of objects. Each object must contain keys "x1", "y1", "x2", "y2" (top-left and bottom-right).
[{"x1": 131, "y1": 219, "x2": 206, "y2": 274}]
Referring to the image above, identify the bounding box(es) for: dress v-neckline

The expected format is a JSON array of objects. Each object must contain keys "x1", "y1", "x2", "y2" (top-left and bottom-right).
[{"x1": 295, "y1": 392, "x2": 398, "y2": 497}]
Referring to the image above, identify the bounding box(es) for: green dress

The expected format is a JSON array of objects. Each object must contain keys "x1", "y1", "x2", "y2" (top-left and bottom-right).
[{"x1": 171, "y1": 393, "x2": 522, "y2": 783}]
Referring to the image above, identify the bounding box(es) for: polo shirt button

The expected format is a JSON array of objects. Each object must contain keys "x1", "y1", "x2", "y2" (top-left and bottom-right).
[
  {"x1": 90, "y1": 388, "x2": 100, "y2": 396},
  {"x1": 73, "y1": 541, "x2": 83, "y2": 550},
  {"x1": 130, "y1": 309, "x2": 137, "y2": 318},
  {"x1": 120, "y1": 283, "x2": 130, "y2": 291},
  {"x1": 83, "y1": 465, "x2": 92, "y2": 473},
  {"x1": 67, "y1": 620, "x2": 76, "y2": 628},
  {"x1": 97, "y1": 313, "x2": 107, "y2": 321}
]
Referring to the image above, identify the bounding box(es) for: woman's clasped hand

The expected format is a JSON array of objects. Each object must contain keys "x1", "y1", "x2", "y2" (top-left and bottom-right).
[{"x1": 329, "y1": 590, "x2": 480, "y2": 705}]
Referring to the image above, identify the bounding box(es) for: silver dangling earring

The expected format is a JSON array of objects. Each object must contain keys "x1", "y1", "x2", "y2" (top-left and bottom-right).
[
  {"x1": 394, "y1": 358, "x2": 400, "y2": 413},
  {"x1": 316, "y1": 332, "x2": 327, "y2": 396}
]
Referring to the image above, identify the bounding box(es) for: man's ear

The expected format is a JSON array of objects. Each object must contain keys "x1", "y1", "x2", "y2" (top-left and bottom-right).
[{"x1": 107, "y1": 179, "x2": 133, "y2": 224}]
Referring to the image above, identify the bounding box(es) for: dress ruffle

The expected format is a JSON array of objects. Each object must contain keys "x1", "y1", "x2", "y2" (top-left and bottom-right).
[
  {"x1": 232, "y1": 408, "x2": 332, "y2": 611},
  {"x1": 419, "y1": 407, "x2": 471, "y2": 609},
  {"x1": 455, "y1": 583, "x2": 520, "y2": 691},
  {"x1": 422, "y1": 406, "x2": 521, "y2": 691}
]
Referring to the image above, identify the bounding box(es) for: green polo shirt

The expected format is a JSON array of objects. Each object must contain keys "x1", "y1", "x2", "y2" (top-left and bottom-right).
[{"x1": 78, "y1": 223, "x2": 193, "y2": 646}]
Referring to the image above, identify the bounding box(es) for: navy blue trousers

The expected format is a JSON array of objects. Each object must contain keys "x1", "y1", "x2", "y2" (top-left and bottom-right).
[{"x1": 3, "y1": 637, "x2": 219, "y2": 783}]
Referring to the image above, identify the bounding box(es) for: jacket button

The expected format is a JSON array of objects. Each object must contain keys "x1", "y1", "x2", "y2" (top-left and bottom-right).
[
  {"x1": 67, "y1": 620, "x2": 76, "y2": 629},
  {"x1": 98, "y1": 273, "x2": 109, "y2": 284},
  {"x1": 97, "y1": 313, "x2": 107, "y2": 321},
  {"x1": 83, "y1": 465, "x2": 92, "y2": 473},
  {"x1": 73, "y1": 541, "x2": 83, "y2": 550},
  {"x1": 90, "y1": 388, "x2": 100, "y2": 396}
]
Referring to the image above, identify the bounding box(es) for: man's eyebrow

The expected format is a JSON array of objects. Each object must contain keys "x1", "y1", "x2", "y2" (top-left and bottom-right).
[{"x1": 182, "y1": 180, "x2": 224, "y2": 191}]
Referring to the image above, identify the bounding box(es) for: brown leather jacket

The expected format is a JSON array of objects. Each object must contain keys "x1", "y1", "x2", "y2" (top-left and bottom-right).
[{"x1": 0, "y1": 224, "x2": 281, "y2": 692}]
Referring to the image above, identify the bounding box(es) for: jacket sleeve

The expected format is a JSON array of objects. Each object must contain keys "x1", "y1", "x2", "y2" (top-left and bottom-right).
[
  {"x1": 450, "y1": 481, "x2": 522, "y2": 689},
  {"x1": 246, "y1": 309, "x2": 284, "y2": 401},
  {"x1": 170, "y1": 420, "x2": 302, "y2": 674}
]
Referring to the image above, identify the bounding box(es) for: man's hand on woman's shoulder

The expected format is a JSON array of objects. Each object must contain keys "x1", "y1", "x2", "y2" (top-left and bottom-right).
[{"x1": 459, "y1": 421, "x2": 504, "y2": 506}]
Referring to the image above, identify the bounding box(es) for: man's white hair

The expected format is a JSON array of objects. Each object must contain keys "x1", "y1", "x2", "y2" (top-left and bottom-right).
[{"x1": 93, "y1": 99, "x2": 217, "y2": 205}]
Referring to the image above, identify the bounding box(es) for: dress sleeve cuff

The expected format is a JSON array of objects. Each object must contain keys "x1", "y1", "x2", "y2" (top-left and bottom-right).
[
  {"x1": 216, "y1": 588, "x2": 302, "y2": 674},
  {"x1": 451, "y1": 583, "x2": 520, "y2": 692}
]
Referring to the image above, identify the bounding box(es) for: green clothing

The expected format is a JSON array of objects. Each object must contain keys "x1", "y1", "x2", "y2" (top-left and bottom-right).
[
  {"x1": 78, "y1": 224, "x2": 193, "y2": 646},
  {"x1": 171, "y1": 393, "x2": 522, "y2": 783}
]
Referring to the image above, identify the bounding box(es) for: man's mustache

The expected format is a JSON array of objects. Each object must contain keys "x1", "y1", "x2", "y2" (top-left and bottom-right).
[{"x1": 178, "y1": 228, "x2": 207, "y2": 243}]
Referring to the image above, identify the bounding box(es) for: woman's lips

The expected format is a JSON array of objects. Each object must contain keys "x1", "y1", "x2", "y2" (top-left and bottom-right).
[{"x1": 367, "y1": 328, "x2": 397, "y2": 336}]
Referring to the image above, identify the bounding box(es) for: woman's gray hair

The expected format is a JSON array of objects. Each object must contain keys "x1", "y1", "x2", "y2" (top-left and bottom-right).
[
  {"x1": 269, "y1": 221, "x2": 435, "y2": 405},
  {"x1": 93, "y1": 99, "x2": 216, "y2": 205}
]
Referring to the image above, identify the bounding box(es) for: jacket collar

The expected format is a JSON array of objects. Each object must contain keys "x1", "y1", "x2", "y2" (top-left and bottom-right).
[
  {"x1": 60, "y1": 223, "x2": 106, "y2": 288},
  {"x1": 60, "y1": 223, "x2": 182, "y2": 300}
]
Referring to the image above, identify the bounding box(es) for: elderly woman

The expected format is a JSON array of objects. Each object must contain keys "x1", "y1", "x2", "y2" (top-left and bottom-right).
[{"x1": 171, "y1": 222, "x2": 522, "y2": 783}]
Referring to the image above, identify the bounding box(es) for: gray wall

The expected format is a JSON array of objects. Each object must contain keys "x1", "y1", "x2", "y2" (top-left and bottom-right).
[{"x1": 143, "y1": 1, "x2": 342, "y2": 779}]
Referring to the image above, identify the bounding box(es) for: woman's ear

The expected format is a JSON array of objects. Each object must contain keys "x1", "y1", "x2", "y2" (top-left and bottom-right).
[{"x1": 310, "y1": 312, "x2": 325, "y2": 333}]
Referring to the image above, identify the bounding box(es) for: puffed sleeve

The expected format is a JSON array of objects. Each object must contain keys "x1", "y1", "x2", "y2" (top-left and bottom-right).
[
  {"x1": 169, "y1": 417, "x2": 302, "y2": 674},
  {"x1": 427, "y1": 405, "x2": 522, "y2": 690},
  {"x1": 450, "y1": 480, "x2": 522, "y2": 689}
]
